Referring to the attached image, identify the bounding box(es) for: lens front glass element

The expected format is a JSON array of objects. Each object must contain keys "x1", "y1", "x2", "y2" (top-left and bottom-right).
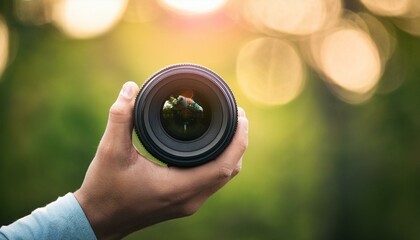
[{"x1": 160, "y1": 89, "x2": 211, "y2": 141}]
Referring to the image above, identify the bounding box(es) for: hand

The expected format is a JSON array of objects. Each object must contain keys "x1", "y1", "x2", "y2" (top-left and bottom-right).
[{"x1": 74, "y1": 82, "x2": 249, "y2": 239}]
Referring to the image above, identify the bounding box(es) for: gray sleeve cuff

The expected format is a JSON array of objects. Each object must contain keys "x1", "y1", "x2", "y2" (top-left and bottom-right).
[{"x1": 0, "y1": 193, "x2": 97, "y2": 240}]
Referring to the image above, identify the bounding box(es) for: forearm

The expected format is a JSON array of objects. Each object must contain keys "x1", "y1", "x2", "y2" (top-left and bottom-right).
[{"x1": 0, "y1": 193, "x2": 96, "y2": 240}]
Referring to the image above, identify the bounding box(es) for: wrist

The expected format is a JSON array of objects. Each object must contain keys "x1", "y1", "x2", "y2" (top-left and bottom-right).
[{"x1": 74, "y1": 189, "x2": 122, "y2": 239}]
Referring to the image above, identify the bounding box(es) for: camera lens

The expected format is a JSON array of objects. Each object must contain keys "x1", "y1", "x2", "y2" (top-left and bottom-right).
[{"x1": 134, "y1": 64, "x2": 237, "y2": 167}]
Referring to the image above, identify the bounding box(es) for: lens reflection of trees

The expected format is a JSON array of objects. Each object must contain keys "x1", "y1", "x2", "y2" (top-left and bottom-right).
[{"x1": 161, "y1": 95, "x2": 210, "y2": 141}]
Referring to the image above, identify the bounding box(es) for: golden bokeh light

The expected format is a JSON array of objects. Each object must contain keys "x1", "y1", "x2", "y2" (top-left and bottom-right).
[
  {"x1": 243, "y1": 0, "x2": 342, "y2": 36},
  {"x1": 159, "y1": 0, "x2": 227, "y2": 14},
  {"x1": 360, "y1": 0, "x2": 413, "y2": 17},
  {"x1": 52, "y1": 0, "x2": 128, "y2": 39},
  {"x1": 327, "y1": 83, "x2": 377, "y2": 104},
  {"x1": 0, "y1": 17, "x2": 9, "y2": 79},
  {"x1": 299, "y1": 12, "x2": 396, "y2": 104},
  {"x1": 393, "y1": 17, "x2": 420, "y2": 37},
  {"x1": 237, "y1": 37, "x2": 305, "y2": 106},
  {"x1": 386, "y1": 0, "x2": 420, "y2": 37},
  {"x1": 376, "y1": 52, "x2": 407, "y2": 95},
  {"x1": 319, "y1": 27, "x2": 382, "y2": 94},
  {"x1": 358, "y1": 13, "x2": 396, "y2": 63},
  {"x1": 124, "y1": 0, "x2": 161, "y2": 23}
]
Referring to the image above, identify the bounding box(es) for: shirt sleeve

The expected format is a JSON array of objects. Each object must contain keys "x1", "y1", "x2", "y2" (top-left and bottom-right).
[{"x1": 0, "y1": 193, "x2": 97, "y2": 240}]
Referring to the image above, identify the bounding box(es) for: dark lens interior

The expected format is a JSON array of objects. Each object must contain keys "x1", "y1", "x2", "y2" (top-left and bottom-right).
[{"x1": 160, "y1": 89, "x2": 212, "y2": 141}]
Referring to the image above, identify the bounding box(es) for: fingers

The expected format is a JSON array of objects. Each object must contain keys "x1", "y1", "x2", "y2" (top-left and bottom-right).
[
  {"x1": 207, "y1": 108, "x2": 248, "y2": 179},
  {"x1": 171, "y1": 107, "x2": 249, "y2": 190},
  {"x1": 101, "y1": 82, "x2": 140, "y2": 147},
  {"x1": 212, "y1": 107, "x2": 248, "y2": 176}
]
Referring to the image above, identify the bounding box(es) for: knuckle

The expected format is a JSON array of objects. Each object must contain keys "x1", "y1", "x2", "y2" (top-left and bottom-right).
[
  {"x1": 109, "y1": 103, "x2": 128, "y2": 122},
  {"x1": 109, "y1": 103, "x2": 124, "y2": 116},
  {"x1": 217, "y1": 165, "x2": 233, "y2": 181},
  {"x1": 238, "y1": 141, "x2": 248, "y2": 153},
  {"x1": 178, "y1": 202, "x2": 200, "y2": 217},
  {"x1": 232, "y1": 164, "x2": 242, "y2": 177}
]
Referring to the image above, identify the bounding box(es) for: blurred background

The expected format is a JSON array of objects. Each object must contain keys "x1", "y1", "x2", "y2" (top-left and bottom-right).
[{"x1": 1, "y1": 0, "x2": 420, "y2": 239}]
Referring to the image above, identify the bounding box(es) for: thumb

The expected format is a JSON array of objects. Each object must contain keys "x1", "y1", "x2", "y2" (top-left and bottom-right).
[{"x1": 102, "y1": 81, "x2": 139, "y2": 145}]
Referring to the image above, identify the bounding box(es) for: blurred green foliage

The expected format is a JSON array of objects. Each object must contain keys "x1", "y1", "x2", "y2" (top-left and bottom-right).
[{"x1": 1, "y1": 2, "x2": 420, "y2": 240}]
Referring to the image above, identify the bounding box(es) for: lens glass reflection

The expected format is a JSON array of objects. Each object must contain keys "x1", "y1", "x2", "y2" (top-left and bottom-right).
[{"x1": 161, "y1": 89, "x2": 211, "y2": 141}]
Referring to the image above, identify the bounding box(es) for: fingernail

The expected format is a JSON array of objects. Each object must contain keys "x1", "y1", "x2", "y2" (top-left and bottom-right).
[{"x1": 120, "y1": 82, "x2": 135, "y2": 100}]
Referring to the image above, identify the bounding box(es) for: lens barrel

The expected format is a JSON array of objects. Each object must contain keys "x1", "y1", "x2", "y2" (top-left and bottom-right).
[{"x1": 134, "y1": 64, "x2": 237, "y2": 167}]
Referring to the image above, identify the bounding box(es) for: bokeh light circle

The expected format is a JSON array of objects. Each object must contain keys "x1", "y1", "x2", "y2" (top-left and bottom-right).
[
  {"x1": 360, "y1": 0, "x2": 412, "y2": 17},
  {"x1": 52, "y1": 0, "x2": 128, "y2": 39},
  {"x1": 0, "y1": 17, "x2": 9, "y2": 78},
  {"x1": 319, "y1": 27, "x2": 382, "y2": 94},
  {"x1": 244, "y1": 0, "x2": 342, "y2": 36},
  {"x1": 237, "y1": 37, "x2": 305, "y2": 106},
  {"x1": 124, "y1": 0, "x2": 162, "y2": 23},
  {"x1": 358, "y1": 13, "x2": 396, "y2": 64},
  {"x1": 159, "y1": 0, "x2": 227, "y2": 14},
  {"x1": 393, "y1": 17, "x2": 420, "y2": 37}
]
